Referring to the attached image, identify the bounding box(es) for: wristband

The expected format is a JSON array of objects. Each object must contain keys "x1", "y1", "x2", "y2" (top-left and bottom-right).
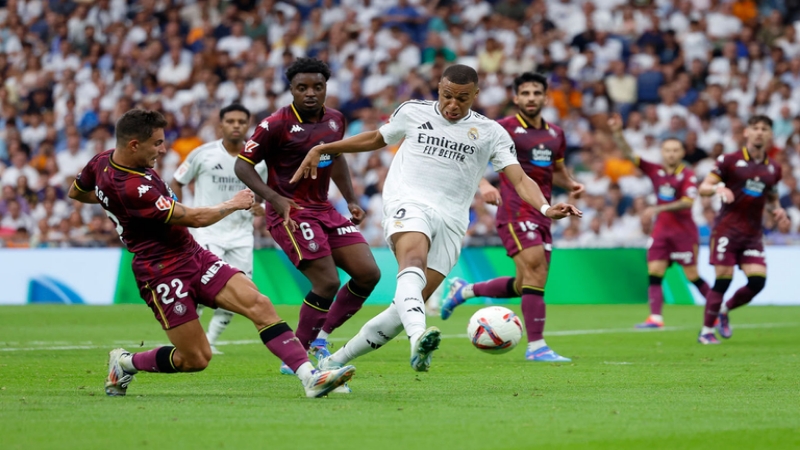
[{"x1": 540, "y1": 204, "x2": 550, "y2": 216}]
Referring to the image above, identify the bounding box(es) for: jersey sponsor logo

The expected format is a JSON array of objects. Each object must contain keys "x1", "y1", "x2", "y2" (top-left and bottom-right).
[
  {"x1": 244, "y1": 140, "x2": 259, "y2": 154},
  {"x1": 743, "y1": 249, "x2": 765, "y2": 257},
  {"x1": 290, "y1": 124, "x2": 304, "y2": 133},
  {"x1": 259, "y1": 120, "x2": 269, "y2": 130},
  {"x1": 137, "y1": 185, "x2": 151, "y2": 197},
  {"x1": 417, "y1": 121, "x2": 434, "y2": 130},
  {"x1": 669, "y1": 251, "x2": 694, "y2": 264},
  {"x1": 743, "y1": 178, "x2": 765, "y2": 197},
  {"x1": 317, "y1": 152, "x2": 333, "y2": 168},
  {"x1": 155, "y1": 195, "x2": 172, "y2": 211},
  {"x1": 417, "y1": 133, "x2": 477, "y2": 162},
  {"x1": 657, "y1": 184, "x2": 677, "y2": 201},
  {"x1": 467, "y1": 127, "x2": 479, "y2": 140},
  {"x1": 337, "y1": 225, "x2": 359, "y2": 235},
  {"x1": 201, "y1": 260, "x2": 226, "y2": 284},
  {"x1": 514, "y1": 126, "x2": 527, "y2": 134},
  {"x1": 329, "y1": 119, "x2": 339, "y2": 131},
  {"x1": 530, "y1": 144, "x2": 553, "y2": 167}
]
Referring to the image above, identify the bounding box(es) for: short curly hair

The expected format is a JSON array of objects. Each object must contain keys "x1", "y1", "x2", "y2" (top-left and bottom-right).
[{"x1": 285, "y1": 57, "x2": 331, "y2": 83}]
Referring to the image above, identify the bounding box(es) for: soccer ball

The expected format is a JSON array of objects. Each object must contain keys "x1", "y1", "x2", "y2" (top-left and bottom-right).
[{"x1": 467, "y1": 306, "x2": 523, "y2": 354}]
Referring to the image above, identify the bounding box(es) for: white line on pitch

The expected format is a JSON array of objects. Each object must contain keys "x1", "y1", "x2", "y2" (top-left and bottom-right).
[{"x1": 0, "y1": 322, "x2": 795, "y2": 352}]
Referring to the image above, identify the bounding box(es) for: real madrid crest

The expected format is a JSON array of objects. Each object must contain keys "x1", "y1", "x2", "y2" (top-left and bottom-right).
[{"x1": 468, "y1": 127, "x2": 479, "y2": 140}]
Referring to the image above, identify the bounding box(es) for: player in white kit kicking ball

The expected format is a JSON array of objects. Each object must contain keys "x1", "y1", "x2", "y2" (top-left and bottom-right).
[
  {"x1": 291, "y1": 65, "x2": 581, "y2": 373},
  {"x1": 171, "y1": 104, "x2": 267, "y2": 354}
]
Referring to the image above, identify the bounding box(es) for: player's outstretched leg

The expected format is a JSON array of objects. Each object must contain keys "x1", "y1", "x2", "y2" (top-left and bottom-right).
[
  {"x1": 217, "y1": 273, "x2": 355, "y2": 397},
  {"x1": 521, "y1": 286, "x2": 570, "y2": 362},
  {"x1": 320, "y1": 302, "x2": 405, "y2": 369},
  {"x1": 441, "y1": 276, "x2": 517, "y2": 320},
  {"x1": 316, "y1": 244, "x2": 381, "y2": 362},
  {"x1": 636, "y1": 274, "x2": 665, "y2": 329},
  {"x1": 206, "y1": 308, "x2": 234, "y2": 354}
]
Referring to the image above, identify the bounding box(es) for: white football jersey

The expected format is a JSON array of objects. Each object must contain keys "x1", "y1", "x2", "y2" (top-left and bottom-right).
[
  {"x1": 173, "y1": 139, "x2": 267, "y2": 248},
  {"x1": 379, "y1": 100, "x2": 519, "y2": 233}
]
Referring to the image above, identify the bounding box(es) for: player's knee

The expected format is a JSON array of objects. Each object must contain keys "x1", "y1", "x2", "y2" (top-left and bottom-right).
[
  {"x1": 313, "y1": 278, "x2": 341, "y2": 299},
  {"x1": 713, "y1": 277, "x2": 732, "y2": 293},
  {"x1": 356, "y1": 265, "x2": 381, "y2": 288},
  {"x1": 180, "y1": 351, "x2": 211, "y2": 372},
  {"x1": 747, "y1": 275, "x2": 766, "y2": 294}
]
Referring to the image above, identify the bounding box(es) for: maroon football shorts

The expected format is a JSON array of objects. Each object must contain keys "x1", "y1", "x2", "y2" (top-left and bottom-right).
[
  {"x1": 709, "y1": 230, "x2": 766, "y2": 267},
  {"x1": 136, "y1": 248, "x2": 241, "y2": 330},
  {"x1": 497, "y1": 218, "x2": 552, "y2": 263},
  {"x1": 647, "y1": 231, "x2": 699, "y2": 266},
  {"x1": 269, "y1": 207, "x2": 367, "y2": 267}
]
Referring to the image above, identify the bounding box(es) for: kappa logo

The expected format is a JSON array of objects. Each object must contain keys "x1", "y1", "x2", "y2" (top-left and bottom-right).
[
  {"x1": 417, "y1": 121, "x2": 434, "y2": 130},
  {"x1": 514, "y1": 126, "x2": 527, "y2": 134},
  {"x1": 259, "y1": 120, "x2": 269, "y2": 130},
  {"x1": 212, "y1": 163, "x2": 223, "y2": 170},
  {"x1": 244, "y1": 140, "x2": 259, "y2": 154},
  {"x1": 290, "y1": 124, "x2": 304, "y2": 133},
  {"x1": 137, "y1": 185, "x2": 151, "y2": 197},
  {"x1": 735, "y1": 160, "x2": 748, "y2": 168},
  {"x1": 155, "y1": 195, "x2": 172, "y2": 211}
]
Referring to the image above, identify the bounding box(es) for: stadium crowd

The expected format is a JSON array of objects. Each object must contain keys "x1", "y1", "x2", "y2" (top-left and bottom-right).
[{"x1": 2, "y1": 0, "x2": 800, "y2": 249}]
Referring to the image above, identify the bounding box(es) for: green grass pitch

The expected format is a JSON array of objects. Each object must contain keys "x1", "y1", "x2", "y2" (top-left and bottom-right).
[{"x1": 1, "y1": 304, "x2": 798, "y2": 450}]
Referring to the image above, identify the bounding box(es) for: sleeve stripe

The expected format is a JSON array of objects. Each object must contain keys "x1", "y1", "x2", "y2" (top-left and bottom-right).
[
  {"x1": 708, "y1": 173, "x2": 722, "y2": 180},
  {"x1": 164, "y1": 200, "x2": 176, "y2": 223},
  {"x1": 237, "y1": 154, "x2": 256, "y2": 165},
  {"x1": 555, "y1": 158, "x2": 565, "y2": 163},
  {"x1": 73, "y1": 180, "x2": 90, "y2": 193}
]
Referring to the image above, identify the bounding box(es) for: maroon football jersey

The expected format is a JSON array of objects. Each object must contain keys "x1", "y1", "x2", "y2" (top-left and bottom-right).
[
  {"x1": 239, "y1": 104, "x2": 346, "y2": 220},
  {"x1": 637, "y1": 158, "x2": 698, "y2": 237},
  {"x1": 495, "y1": 114, "x2": 566, "y2": 227},
  {"x1": 74, "y1": 150, "x2": 198, "y2": 275},
  {"x1": 710, "y1": 147, "x2": 782, "y2": 237}
]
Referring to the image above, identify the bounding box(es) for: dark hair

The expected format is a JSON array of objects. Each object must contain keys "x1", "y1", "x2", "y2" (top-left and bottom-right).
[
  {"x1": 661, "y1": 137, "x2": 685, "y2": 148},
  {"x1": 442, "y1": 64, "x2": 479, "y2": 85},
  {"x1": 747, "y1": 115, "x2": 773, "y2": 128},
  {"x1": 513, "y1": 72, "x2": 549, "y2": 94},
  {"x1": 115, "y1": 109, "x2": 168, "y2": 146},
  {"x1": 219, "y1": 103, "x2": 251, "y2": 120},
  {"x1": 285, "y1": 57, "x2": 331, "y2": 83}
]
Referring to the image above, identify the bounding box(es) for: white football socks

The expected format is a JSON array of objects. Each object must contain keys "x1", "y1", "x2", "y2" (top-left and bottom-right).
[
  {"x1": 719, "y1": 302, "x2": 730, "y2": 314},
  {"x1": 527, "y1": 339, "x2": 546, "y2": 352},
  {"x1": 649, "y1": 314, "x2": 664, "y2": 323},
  {"x1": 331, "y1": 302, "x2": 404, "y2": 366},
  {"x1": 394, "y1": 267, "x2": 428, "y2": 346},
  {"x1": 316, "y1": 330, "x2": 330, "y2": 341},
  {"x1": 701, "y1": 326, "x2": 716, "y2": 335},
  {"x1": 206, "y1": 308, "x2": 234, "y2": 345},
  {"x1": 461, "y1": 283, "x2": 476, "y2": 300},
  {"x1": 295, "y1": 362, "x2": 315, "y2": 382}
]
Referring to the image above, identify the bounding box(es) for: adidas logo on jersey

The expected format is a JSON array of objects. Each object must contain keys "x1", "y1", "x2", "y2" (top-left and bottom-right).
[
  {"x1": 417, "y1": 122, "x2": 434, "y2": 130},
  {"x1": 290, "y1": 125, "x2": 304, "y2": 133},
  {"x1": 514, "y1": 126, "x2": 527, "y2": 134},
  {"x1": 212, "y1": 163, "x2": 223, "y2": 170}
]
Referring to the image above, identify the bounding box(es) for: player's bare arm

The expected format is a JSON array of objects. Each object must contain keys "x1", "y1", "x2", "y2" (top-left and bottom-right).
[
  {"x1": 168, "y1": 189, "x2": 254, "y2": 228},
  {"x1": 766, "y1": 191, "x2": 790, "y2": 229},
  {"x1": 290, "y1": 130, "x2": 387, "y2": 183},
  {"x1": 169, "y1": 179, "x2": 184, "y2": 202},
  {"x1": 608, "y1": 114, "x2": 636, "y2": 162},
  {"x1": 330, "y1": 155, "x2": 366, "y2": 224},
  {"x1": 68, "y1": 181, "x2": 100, "y2": 204},
  {"x1": 698, "y1": 172, "x2": 733, "y2": 202},
  {"x1": 478, "y1": 178, "x2": 502, "y2": 206},
  {"x1": 502, "y1": 164, "x2": 582, "y2": 219},
  {"x1": 235, "y1": 157, "x2": 301, "y2": 231},
  {"x1": 553, "y1": 161, "x2": 585, "y2": 198}
]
